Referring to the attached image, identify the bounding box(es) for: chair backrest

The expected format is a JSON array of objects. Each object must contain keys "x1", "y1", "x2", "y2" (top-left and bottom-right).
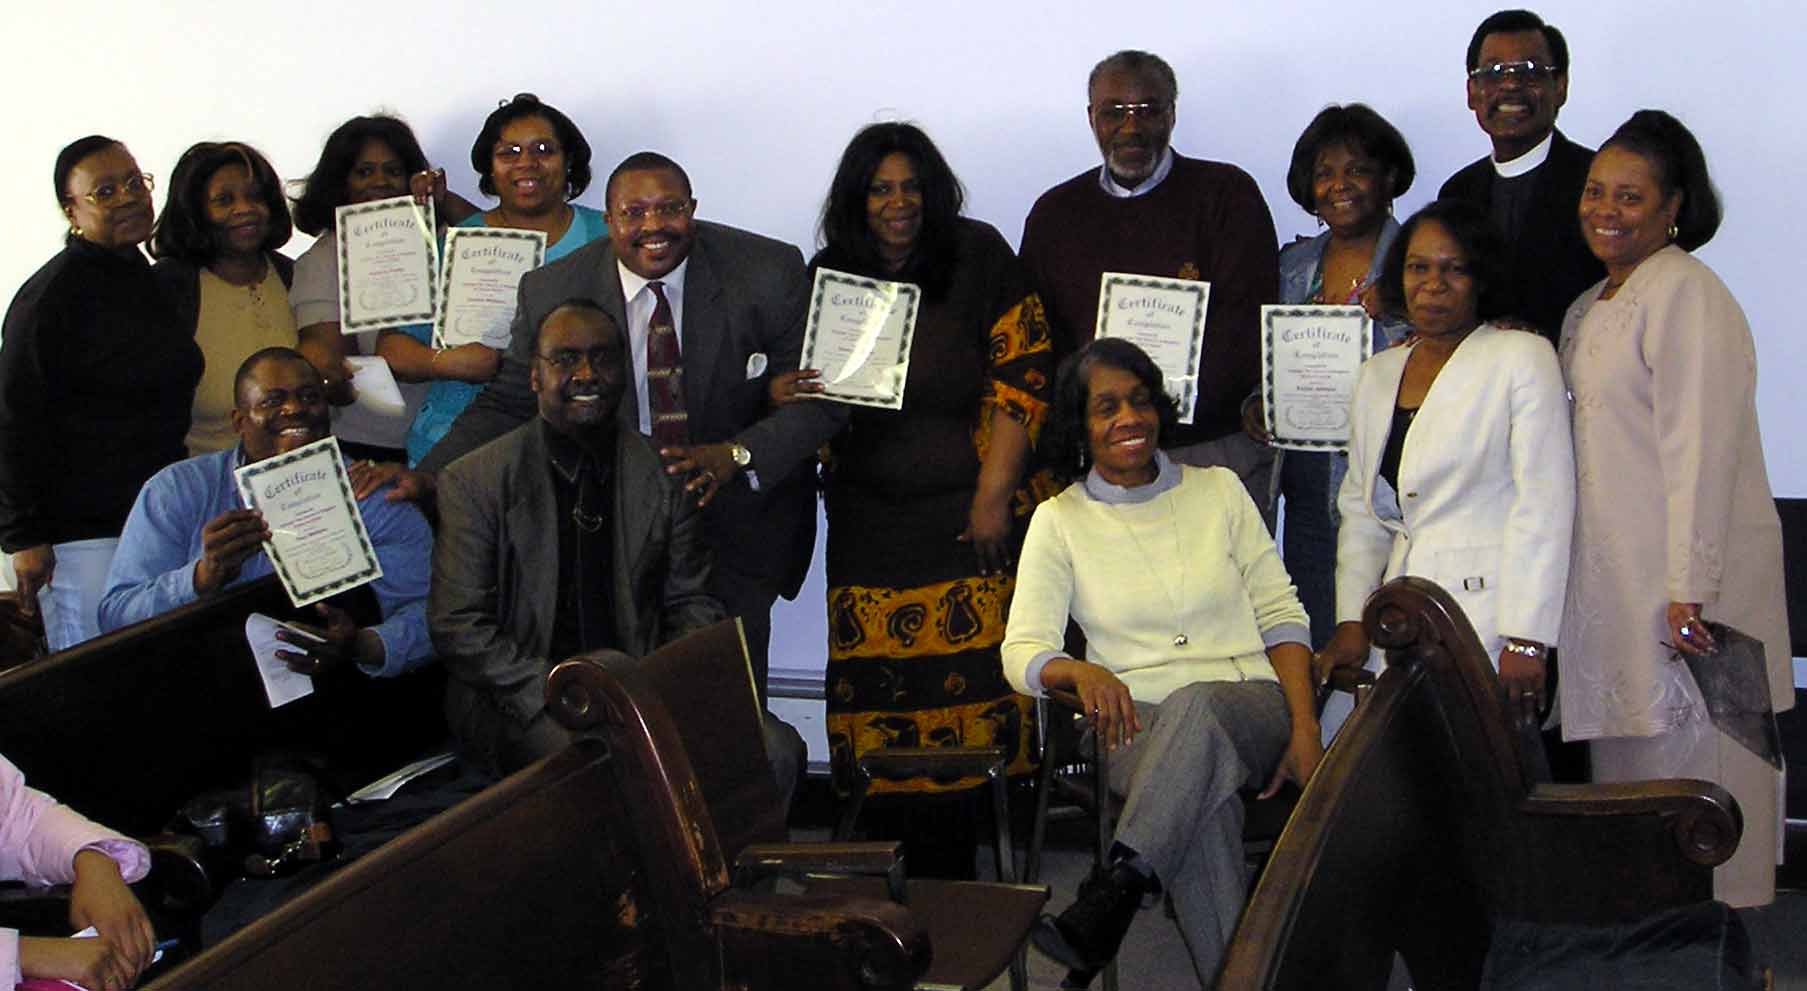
[
  {"x1": 142, "y1": 740, "x2": 669, "y2": 989},
  {"x1": 547, "y1": 620, "x2": 784, "y2": 989},
  {"x1": 0, "y1": 575, "x2": 444, "y2": 835},
  {"x1": 1219, "y1": 576, "x2": 1743, "y2": 990}
]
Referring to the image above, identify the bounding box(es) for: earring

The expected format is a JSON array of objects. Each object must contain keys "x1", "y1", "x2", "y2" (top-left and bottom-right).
[
  {"x1": 1666, "y1": 223, "x2": 1680, "y2": 242},
  {"x1": 68, "y1": 224, "x2": 83, "y2": 238},
  {"x1": 1316, "y1": 214, "x2": 1326, "y2": 229}
]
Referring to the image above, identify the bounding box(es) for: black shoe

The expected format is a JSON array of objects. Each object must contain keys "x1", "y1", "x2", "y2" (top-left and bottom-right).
[
  {"x1": 1031, "y1": 861, "x2": 1147, "y2": 971},
  {"x1": 1059, "y1": 966, "x2": 1100, "y2": 989}
]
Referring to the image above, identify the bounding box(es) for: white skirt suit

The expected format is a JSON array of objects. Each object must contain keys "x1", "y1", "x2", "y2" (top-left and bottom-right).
[{"x1": 1322, "y1": 325, "x2": 1576, "y2": 736}]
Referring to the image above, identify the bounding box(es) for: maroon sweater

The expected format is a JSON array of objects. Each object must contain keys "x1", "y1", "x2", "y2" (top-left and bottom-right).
[{"x1": 1019, "y1": 153, "x2": 1278, "y2": 444}]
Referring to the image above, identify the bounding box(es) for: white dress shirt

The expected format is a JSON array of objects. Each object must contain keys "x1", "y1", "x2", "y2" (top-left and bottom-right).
[
  {"x1": 616, "y1": 258, "x2": 690, "y2": 436},
  {"x1": 1097, "y1": 146, "x2": 1175, "y2": 198}
]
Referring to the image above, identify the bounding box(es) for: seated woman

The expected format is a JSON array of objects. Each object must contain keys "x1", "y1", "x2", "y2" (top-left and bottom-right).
[
  {"x1": 1001, "y1": 338, "x2": 1321, "y2": 986},
  {"x1": 288, "y1": 114, "x2": 475, "y2": 463},
  {"x1": 376, "y1": 94, "x2": 607, "y2": 466},
  {"x1": 1316, "y1": 200, "x2": 1574, "y2": 735},
  {"x1": 149, "y1": 142, "x2": 298, "y2": 456},
  {"x1": 2, "y1": 753, "x2": 154, "y2": 991}
]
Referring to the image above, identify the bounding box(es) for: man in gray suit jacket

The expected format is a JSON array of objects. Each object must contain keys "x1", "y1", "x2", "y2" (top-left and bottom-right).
[
  {"x1": 421, "y1": 152, "x2": 844, "y2": 696},
  {"x1": 431, "y1": 300, "x2": 802, "y2": 803}
]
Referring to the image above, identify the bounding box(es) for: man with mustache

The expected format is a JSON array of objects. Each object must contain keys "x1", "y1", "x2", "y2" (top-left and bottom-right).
[
  {"x1": 97, "y1": 347, "x2": 434, "y2": 677},
  {"x1": 1439, "y1": 9, "x2": 1604, "y2": 343},
  {"x1": 420, "y1": 152, "x2": 843, "y2": 703},
  {"x1": 1020, "y1": 50, "x2": 1280, "y2": 523},
  {"x1": 429, "y1": 301, "x2": 800, "y2": 804}
]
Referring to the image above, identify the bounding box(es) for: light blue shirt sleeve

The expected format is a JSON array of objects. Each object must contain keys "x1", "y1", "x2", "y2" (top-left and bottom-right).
[
  {"x1": 97, "y1": 463, "x2": 209, "y2": 633},
  {"x1": 357, "y1": 492, "x2": 436, "y2": 678}
]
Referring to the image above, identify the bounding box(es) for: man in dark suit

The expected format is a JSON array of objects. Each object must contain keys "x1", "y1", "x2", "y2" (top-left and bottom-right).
[
  {"x1": 430, "y1": 300, "x2": 801, "y2": 804},
  {"x1": 1439, "y1": 9, "x2": 1604, "y2": 343},
  {"x1": 421, "y1": 152, "x2": 844, "y2": 696}
]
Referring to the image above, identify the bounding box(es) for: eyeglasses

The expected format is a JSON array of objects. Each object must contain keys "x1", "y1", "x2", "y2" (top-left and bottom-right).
[
  {"x1": 494, "y1": 140, "x2": 561, "y2": 163},
  {"x1": 1092, "y1": 101, "x2": 1170, "y2": 127},
  {"x1": 612, "y1": 200, "x2": 693, "y2": 224},
  {"x1": 79, "y1": 172, "x2": 154, "y2": 206},
  {"x1": 1467, "y1": 60, "x2": 1558, "y2": 85},
  {"x1": 537, "y1": 347, "x2": 617, "y2": 372}
]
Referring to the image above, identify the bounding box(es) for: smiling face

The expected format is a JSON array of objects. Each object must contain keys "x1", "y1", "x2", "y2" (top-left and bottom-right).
[
  {"x1": 1311, "y1": 141, "x2": 1391, "y2": 238},
  {"x1": 203, "y1": 161, "x2": 272, "y2": 260},
  {"x1": 1085, "y1": 362, "x2": 1161, "y2": 486},
  {"x1": 62, "y1": 144, "x2": 155, "y2": 250},
  {"x1": 491, "y1": 114, "x2": 568, "y2": 216},
  {"x1": 865, "y1": 152, "x2": 922, "y2": 271},
  {"x1": 345, "y1": 138, "x2": 408, "y2": 204},
  {"x1": 1579, "y1": 144, "x2": 1681, "y2": 285},
  {"x1": 1402, "y1": 219, "x2": 1481, "y2": 339},
  {"x1": 1088, "y1": 67, "x2": 1176, "y2": 187},
  {"x1": 532, "y1": 305, "x2": 626, "y2": 439},
  {"x1": 1466, "y1": 29, "x2": 1568, "y2": 161},
  {"x1": 232, "y1": 355, "x2": 330, "y2": 463},
  {"x1": 607, "y1": 167, "x2": 696, "y2": 280}
]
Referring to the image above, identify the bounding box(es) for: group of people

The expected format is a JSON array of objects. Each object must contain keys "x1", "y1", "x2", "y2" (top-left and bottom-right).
[{"x1": 0, "y1": 7, "x2": 1792, "y2": 989}]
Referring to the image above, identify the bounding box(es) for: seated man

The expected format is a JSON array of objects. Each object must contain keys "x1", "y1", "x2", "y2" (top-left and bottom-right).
[
  {"x1": 430, "y1": 300, "x2": 803, "y2": 802},
  {"x1": 98, "y1": 347, "x2": 434, "y2": 678}
]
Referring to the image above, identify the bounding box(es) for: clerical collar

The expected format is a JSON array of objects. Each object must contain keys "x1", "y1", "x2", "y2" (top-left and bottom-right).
[
  {"x1": 1098, "y1": 147, "x2": 1174, "y2": 198},
  {"x1": 1493, "y1": 131, "x2": 1554, "y2": 178},
  {"x1": 1084, "y1": 450, "x2": 1179, "y2": 504}
]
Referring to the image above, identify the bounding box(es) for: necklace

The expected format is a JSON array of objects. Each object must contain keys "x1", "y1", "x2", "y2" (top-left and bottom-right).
[{"x1": 1109, "y1": 488, "x2": 1191, "y2": 648}]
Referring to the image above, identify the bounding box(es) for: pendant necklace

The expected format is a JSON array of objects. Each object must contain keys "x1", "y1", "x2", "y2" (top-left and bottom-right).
[{"x1": 1112, "y1": 489, "x2": 1190, "y2": 648}]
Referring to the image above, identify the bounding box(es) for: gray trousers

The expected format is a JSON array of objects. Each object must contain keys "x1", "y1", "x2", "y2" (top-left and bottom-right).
[{"x1": 1106, "y1": 680, "x2": 1290, "y2": 986}]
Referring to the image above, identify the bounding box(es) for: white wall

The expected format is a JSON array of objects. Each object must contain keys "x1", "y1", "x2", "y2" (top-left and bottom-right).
[{"x1": 7, "y1": 0, "x2": 1804, "y2": 678}]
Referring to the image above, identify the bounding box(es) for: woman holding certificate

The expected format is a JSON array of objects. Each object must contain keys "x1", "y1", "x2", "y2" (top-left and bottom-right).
[
  {"x1": 1245, "y1": 103, "x2": 1416, "y2": 649},
  {"x1": 290, "y1": 114, "x2": 475, "y2": 463},
  {"x1": 777, "y1": 122, "x2": 1054, "y2": 877},
  {"x1": 1559, "y1": 111, "x2": 1789, "y2": 907},
  {"x1": 1000, "y1": 338, "x2": 1320, "y2": 983},
  {"x1": 377, "y1": 93, "x2": 608, "y2": 465},
  {"x1": 1316, "y1": 200, "x2": 1574, "y2": 732},
  {"x1": 148, "y1": 141, "x2": 299, "y2": 455},
  {"x1": 0, "y1": 136, "x2": 202, "y2": 651}
]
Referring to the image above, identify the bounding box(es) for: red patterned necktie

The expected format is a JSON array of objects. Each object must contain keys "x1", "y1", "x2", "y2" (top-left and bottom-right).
[{"x1": 645, "y1": 280, "x2": 689, "y2": 448}]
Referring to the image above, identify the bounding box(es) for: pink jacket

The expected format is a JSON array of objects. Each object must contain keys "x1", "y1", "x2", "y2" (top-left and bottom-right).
[{"x1": 2, "y1": 754, "x2": 149, "y2": 989}]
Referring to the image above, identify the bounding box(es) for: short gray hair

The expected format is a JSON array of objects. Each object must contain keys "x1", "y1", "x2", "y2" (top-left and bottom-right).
[{"x1": 1087, "y1": 50, "x2": 1179, "y2": 104}]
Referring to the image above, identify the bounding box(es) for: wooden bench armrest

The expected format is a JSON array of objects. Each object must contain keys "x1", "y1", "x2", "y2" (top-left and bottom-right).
[
  {"x1": 710, "y1": 889, "x2": 928, "y2": 991},
  {"x1": 1522, "y1": 780, "x2": 1741, "y2": 867}
]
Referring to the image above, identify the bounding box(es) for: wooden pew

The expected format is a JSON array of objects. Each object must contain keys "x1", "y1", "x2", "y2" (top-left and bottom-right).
[
  {"x1": 141, "y1": 739, "x2": 668, "y2": 989},
  {"x1": 0, "y1": 575, "x2": 444, "y2": 837},
  {"x1": 1218, "y1": 576, "x2": 1742, "y2": 990}
]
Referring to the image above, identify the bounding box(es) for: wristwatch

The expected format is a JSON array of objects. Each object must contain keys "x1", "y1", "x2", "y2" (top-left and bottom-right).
[
  {"x1": 1502, "y1": 639, "x2": 1547, "y2": 661},
  {"x1": 729, "y1": 443, "x2": 753, "y2": 469}
]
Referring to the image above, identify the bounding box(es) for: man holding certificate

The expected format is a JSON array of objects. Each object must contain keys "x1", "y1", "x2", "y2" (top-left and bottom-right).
[
  {"x1": 98, "y1": 348, "x2": 434, "y2": 678},
  {"x1": 420, "y1": 152, "x2": 845, "y2": 694},
  {"x1": 1019, "y1": 50, "x2": 1280, "y2": 520}
]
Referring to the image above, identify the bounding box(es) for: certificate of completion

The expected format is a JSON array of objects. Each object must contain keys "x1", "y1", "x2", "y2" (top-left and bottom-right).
[
  {"x1": 234, "y1": 437, "x2": 383, "y2": 608},
  {"x1": 1094, "y1": 272, "x2": 1211, "y2": 424},
  {"x1": 434, "y1": 227, "x2": 547, "y2": 349},
  {"x1": 798, "y1": 267, "x2": 919, "y2": 410},
  {"x1": 1260, "y1": 305, "x2": 1371, "y2": 451},
  {"x1": 336, "y1": 195, "x2": 438, "y2": 333}
]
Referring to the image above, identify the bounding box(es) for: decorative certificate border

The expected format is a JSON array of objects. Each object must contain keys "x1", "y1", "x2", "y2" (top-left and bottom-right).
[
  {"x1": 1260, "y1": 305, "x2": 1371, "y2": 452},
  {"x1": 337, "y1": 196, "x2": 438, "y2": 333},
  {"x1": 234, "y1": 437, "x2": 382, "y2": 608},
  {"x1": 798, "y1": 267, "x2": 921, "y2": 410},
  {"x1": 1095, "y1": 273, "x2": 1209, "y2": 425},
  {"x1": 433, "y1": 226, "x2": 548, "y2": 349}
]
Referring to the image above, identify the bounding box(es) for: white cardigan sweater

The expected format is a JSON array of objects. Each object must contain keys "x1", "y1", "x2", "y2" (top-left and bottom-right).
[{"x1": 1002, "y1": 456, "x2": 1309, "y2": 705}]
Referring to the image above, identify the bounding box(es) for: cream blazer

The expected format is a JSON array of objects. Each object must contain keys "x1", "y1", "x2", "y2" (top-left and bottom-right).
[{"x1": 1334, "y1": 324, "x2": 1576, "y2": 661}]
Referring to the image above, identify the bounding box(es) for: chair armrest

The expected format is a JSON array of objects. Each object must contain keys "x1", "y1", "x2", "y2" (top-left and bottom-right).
[
  {"x1": 857, "y1": 746, "x2": 1006, "y2": 783},
  {"x1": 0, "y1": 881, "x2": 70, "y2": 934},
  {"x1": 710, "y1": 889, "x2": 928, "y2": 991},
  {"x1": 735, "y1": 842, "x2": 906, "y2": 902},
  {"x1": 142, "y1": 832, "x2": 213, "y2": 913}
]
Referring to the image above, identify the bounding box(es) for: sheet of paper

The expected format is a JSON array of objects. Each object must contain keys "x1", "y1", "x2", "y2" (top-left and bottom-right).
[
  {"x1": 797, "y1": 267, "x2": 918, "y2": 410},
  {"x1": 244, "y1": 613, "x2": 319, "y2": 708},
  {"x1": 435, "y1": 227, "x2": 547, "y2": 349},
  {"x1": 327, "y1": 355, "x2": 408, "y2": 445},
  {"x1": 1260, "y1": 305, "x2": 1371, "y2": 451},
  {"x1": 1094, "y1": 272, "x2": 1211, "y2": 425},
  {"x1": 234, "y1": 436, "x2": 383, "y2": 608},
  {"x1": 336, "y1": 195, "x2": 438, "y2": 333},
  {"x1": 343, "y1": 751, "x2": 459, "y2": 804}
]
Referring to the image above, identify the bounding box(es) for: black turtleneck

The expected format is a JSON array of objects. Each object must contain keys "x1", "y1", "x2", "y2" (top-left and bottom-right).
[{"x1": 541, "y1": 419, "x2": 620, "y2": 660}]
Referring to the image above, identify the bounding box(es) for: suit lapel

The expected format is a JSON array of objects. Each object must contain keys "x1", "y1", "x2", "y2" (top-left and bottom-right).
[
  {"x1": 1364, "y1": 348, "x2": 1411, "y2": 528},
  {"x1": 508, "y1": 426, "x2": 560, "y2": 642},
  {"x1": 611, "y1": 422, "x2": 659, "y2": 648},
  {"x1": 679, "y1": 229, "x2": 726, "y2": 427}
]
